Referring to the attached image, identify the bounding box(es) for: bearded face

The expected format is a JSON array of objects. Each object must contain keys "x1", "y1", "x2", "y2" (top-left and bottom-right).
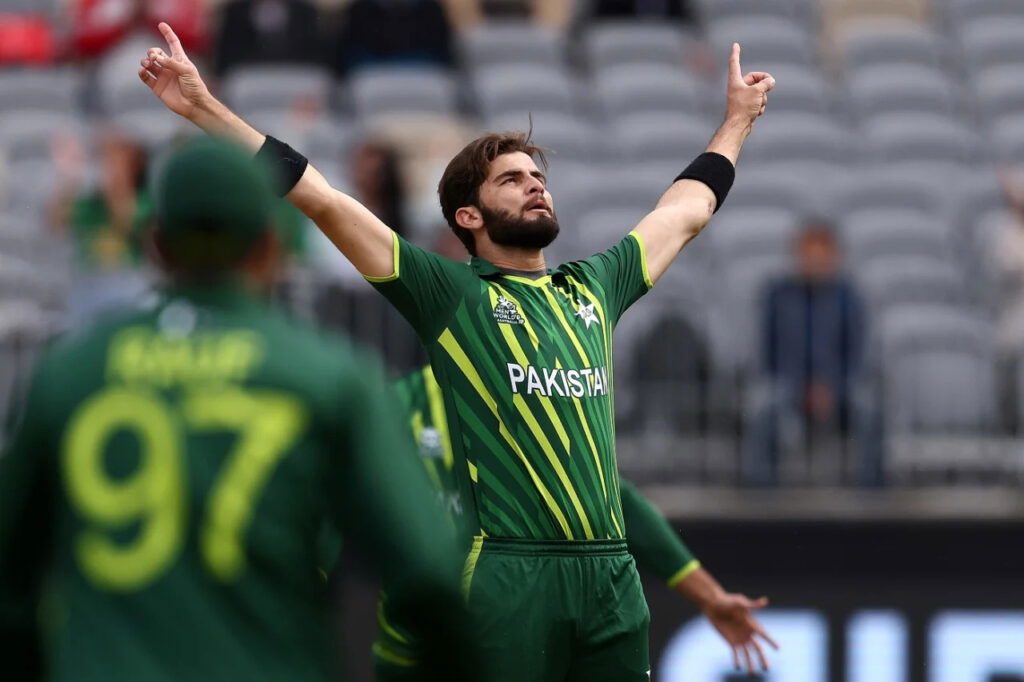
[{"x1": 478, "y1": 201, "x2": 560, "y2": 251}]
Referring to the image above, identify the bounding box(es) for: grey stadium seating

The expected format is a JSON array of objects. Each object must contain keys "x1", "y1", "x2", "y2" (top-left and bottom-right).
[
  {"x1": 583, "y1": 22, "x2": 690, "y2": 69},
  {"x1": 459, "y1": 22, "x2": 566, "y2": 68}
]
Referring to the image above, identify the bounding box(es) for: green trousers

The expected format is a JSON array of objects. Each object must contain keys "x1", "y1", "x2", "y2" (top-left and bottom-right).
[{"x1": 375, "y1": 538, "x2": 650, "y2": 682}]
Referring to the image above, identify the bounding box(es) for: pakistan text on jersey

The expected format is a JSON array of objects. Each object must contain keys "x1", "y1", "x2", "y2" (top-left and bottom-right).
[{"x1": 507, "y1": 363, "x2": 610, "y2": 398}]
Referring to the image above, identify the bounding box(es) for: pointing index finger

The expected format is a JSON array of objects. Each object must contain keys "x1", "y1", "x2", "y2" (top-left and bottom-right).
[
  {"x1": 729, "y1": 43, "x2": 742, "y2": 82},
  {"x1": 158, "y1": 22, "x2": 185, "y2": 59}
]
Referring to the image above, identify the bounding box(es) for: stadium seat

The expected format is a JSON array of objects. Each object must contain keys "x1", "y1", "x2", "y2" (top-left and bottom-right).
[
  {"x1": 0, "y1": 160, "x2": 57, "y2": 216},
  {"x1": 863, "y1": 114, "x2": 986, "y2": 165},
  {"x1": 472, "y1": 64, "x2": 575, "y2": 118},
  {"x1": 583, "y1": 22, "x2": 689, "y2": 69},
  {"x1": 610, "y1": 112, "x2": 711, "y2": 162},
  {"x1": 593, "y1": 64, "x2": 701, "y2": 119},
  {"x1": 944, "y1": 0, "x2": 1024, "y2": 24},
  {"x1": 0, "y1": 68, "x2": 79, "y2": 115},
  {"x1": 0, "y1": 111, "x2": 82, "y2": 163},
  {"x1": 840, "y1": 208, "x2": 953, "y2": 267},
  {"x1": 711, "y1": 251, "x2": 792, "y2": 373},
  {"x1": 975, "y1": 66, "x2": 1024, "y2": 124},
  {"x1": 838, "y1": 19, "x2": 947, "y2": 71},
  {"x1": 879, "y1": 304, "x2": 997, "y2": 432},
  {"x1": 109, "y1": 109, "x2": 193, "y2": 150},
  {"x1": 739, "y1": 113, "x2": 857, "y2": 165},
  {"x1": 706, "y1": 207, "x2": 800, "y2": 264},
  {"x1": 848, "y1": 64, "x2": 964, "y2": 119},
  {"x1": 990, "y1": 117, "x2": 1024, "y2": 165},
  {"x1": 959, "y1": 18, "x2": 1024, "y2": 72},
  {"x1": 485, "y1": 112, "x2": 600, "y2": 164},
  {"x1": 856, "y1": 256, "x2": 969, "y2": 316},
  {"x1": 829, "y1": 169, "x2": 947, "y2": 221},
  {"x1": 458, "y1": 21, "x2": 566, "y2": 68},
  {"x1": 221, "y1": 64, "x2": 334, "y2": 116},
  {"x1": 742, "y1": 64, "x2": 835, "y2": 116},
  {"x1": 575, "y1": 206, "x2": 649, "y2": 257},
  {"x1": 694, "y1": 0, "x2": 809, "y2": 25},
  {"x1": 707, "y1": 16, "x2": 816, "y2": 68}
]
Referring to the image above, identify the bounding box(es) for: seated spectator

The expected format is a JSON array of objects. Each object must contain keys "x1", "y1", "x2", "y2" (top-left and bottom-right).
[
  {"x1": 214, "y1": 0, "x2": 325, "y2": 77},
  {"x1": 991, "y1": 167, "x2": 1024, "y2": 431},
  {"x1": 591, "y1": 0, "x2": 694, "y2": 21},
  {"x1": 745, "y1": 221, "x2": 878, "y2": 486},
  {"x1": 47, "y1": 128, "x2": 154, "y2": 326},
  {"x1": 68, "y1": 0, "x2": 207, "y2": 61},
  {"x1": 350, "y1": 139, "x2": 408, "y2": 238},
  {"x1": 0, "y1": 13, "x2": 57, "y2": 65},
  {"x1": 444, "y1": 0, "x2": 571, "y2": 31},
  {"x1": 333, "y1": 0, "x2": 454, "y2": 75}
]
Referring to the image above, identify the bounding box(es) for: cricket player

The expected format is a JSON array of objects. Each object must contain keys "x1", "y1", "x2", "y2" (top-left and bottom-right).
[
  {"x1": 374, "y1": 366, "x2": 777, "y2": 679},
  {"x1": 138, "y1": 22, "x2": 775, "y2": 681},
  {"x1": 0, "y1": 139, "x2": 475, "y2": 682}
]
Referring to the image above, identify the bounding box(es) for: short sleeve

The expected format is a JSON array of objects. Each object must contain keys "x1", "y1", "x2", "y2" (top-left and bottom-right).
[
  {"x1": 564, "y1": 231, "x2": 653, "y2": 327},
  {"x1": 366, "y1": 233, "x2": 475, "y2": 342}
]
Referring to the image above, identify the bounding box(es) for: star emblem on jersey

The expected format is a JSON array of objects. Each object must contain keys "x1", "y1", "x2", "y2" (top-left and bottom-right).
[
  {"x1": 493, "y1": 295, "x2": 526, "y2": 325},
  {"x1": 575, "y1": 302, "x2": 600, "y2": 329}
]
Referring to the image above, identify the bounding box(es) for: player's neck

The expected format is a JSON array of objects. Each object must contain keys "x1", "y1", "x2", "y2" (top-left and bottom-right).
[{"x1": 476, "y1": 241, "x2": 547, "y2": 273}]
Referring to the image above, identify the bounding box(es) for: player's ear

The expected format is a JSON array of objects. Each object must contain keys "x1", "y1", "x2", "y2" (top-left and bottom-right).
[{"x1": 455, "y1": 205, "x2": 483, "y2": 231}]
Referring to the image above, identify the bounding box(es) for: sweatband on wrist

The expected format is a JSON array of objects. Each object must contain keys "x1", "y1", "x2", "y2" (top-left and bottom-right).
[
  {"x1": 674, "y1": 152, "x2": 735, "y2": 213},
  {"x1": 255, "y1": 135, "x2": 309, "y2": 197}
]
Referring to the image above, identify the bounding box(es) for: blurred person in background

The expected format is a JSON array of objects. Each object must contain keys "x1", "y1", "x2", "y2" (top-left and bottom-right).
[
  {"x1": 746, "y1": 221, "x2": 873, "y2": 487},
  {"x1": 444, "y1": 0, "x2": 572, "y2": 30},
  {"x1": 991, "y1": 167, "x2": 1024, "y2": 432},
  {"x1": 350, "y1": 139, "x2": 408, "y2": 239},
  {"x1": 591, "y1": 0, "x2": 694, "y2": 22},
  {"x1": 137, "y1": 21, "x2": 777, "y2": 679},
  {"x1": 333, "y1": 0, "x2": 454, "y2": 75},
  {"x1": 48, "y1": 127, "x2": 155, "y2": 327},
  {"x1": 214, "y1": 0, "x2": 325, "y2": 77},
  {"x1": 375, "y1": 362, "x2": 776, "y2": 680},
  {"x1": 0, "y1": 137, "x2": 477, "y2": 682}
]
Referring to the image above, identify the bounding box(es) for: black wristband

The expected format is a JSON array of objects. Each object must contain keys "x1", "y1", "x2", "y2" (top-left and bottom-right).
[
  {"x1": 255, "y1": 135, "x2": 309, "y2": 197},
  {"x1": 674, "y1": 152, "x2": 735, "y2": 213}
]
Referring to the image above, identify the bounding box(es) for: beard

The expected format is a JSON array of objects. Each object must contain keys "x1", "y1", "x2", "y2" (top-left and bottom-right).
[{"x1": 479, "y1": 203, "x2": 560, "y2": 251}]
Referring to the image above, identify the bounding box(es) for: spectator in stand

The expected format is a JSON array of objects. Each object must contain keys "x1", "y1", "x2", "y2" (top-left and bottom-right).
[
  {"x1": 0, "y1": 11, "x2": 57, "y2": 66},
  {"x1": 333, "y1": 0, "x2": 454, "y2": 75},
  {"x1": 746, "y1": 221, "x2": 876, "y2": 486},
  {"x1": 47, "y1": 127, "x2": 154, "y2": 326},
  {"x1": 68, "y1": 0, "x2": 208, "y2": 114},
  {"x1": 350, "y1": 139, "x2": 408, "y2": 238},
  {"x1": 990, "y1": 167, "x2": 1024, "y2": 432},
  {"x1": 68, "y1": 0, "x2": 207, "y2": 61},
  {"x1": 591, "y1": 0, "x2": 694, "y2": 21},
  {"x1": 213, "y1": 0, "x2": 325, "y2": 77},
  {"x1": 444, "y1": 0, "x2": 571, "y2": 31}
]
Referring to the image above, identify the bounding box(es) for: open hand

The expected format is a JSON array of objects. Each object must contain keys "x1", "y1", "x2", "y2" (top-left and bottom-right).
[
  {"x1": 138, "y1": 22, "x2": 210, "y2": 119},
  {"x1": 703, "y1": 592, "x2": 779, "y2": 674},
  {"x1": 725, "y1": 43, "x2": 775, "y2": 125}
]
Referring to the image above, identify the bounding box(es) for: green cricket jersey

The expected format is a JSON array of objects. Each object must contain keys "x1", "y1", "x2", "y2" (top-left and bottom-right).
[
  {"x1": 392, "y1": 366, "x2": 699, "y2": 585},
  {"x1": 0, "y1": 283, "x2": 464, "y2": 682},
  {"x1": 369, "y1": 231, "x2": 656, "y2": 542},
  {"x1": 375, "y1": 366, "x2": 700, "y2": 670}
]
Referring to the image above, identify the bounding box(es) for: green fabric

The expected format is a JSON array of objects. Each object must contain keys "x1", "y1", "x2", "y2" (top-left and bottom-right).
[
  {"x1": 155, "y1": 138, "x2": 273, "y2": 243},
  {"x1": 369, "y1": 234, "x2": 651, "y2": 541},
  {"x1": 374, "y1": 366, "x2": 695, "y2": 680},
  {"x1": 463, "y1": 539, "x2": 649, "y2": 682},
  {"x1": 619, "y1": 479, "x2": 697, "y2": 583},
  {"x1": 0, "y1": 283, "x2": 464, "y2": 682},
  {"x1": 69, "y1": 190, "x2": 153, "y2": 269}
]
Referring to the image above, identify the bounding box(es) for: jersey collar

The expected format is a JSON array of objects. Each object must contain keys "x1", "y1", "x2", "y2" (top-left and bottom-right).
[{"x1": 469, "y1": 256, "x2": 554, "y2": 278}]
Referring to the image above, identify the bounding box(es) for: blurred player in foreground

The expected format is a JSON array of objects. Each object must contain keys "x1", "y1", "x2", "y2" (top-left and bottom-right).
[
  {"x1": 375, "y1": 365, "x2": 777, "y2": 679},
  {"x1": 139, "y1": 22, "x2": 776, "y2": 680},
  {"x1": 0, "y1": 139, "x2": 475, "y2": 682}
]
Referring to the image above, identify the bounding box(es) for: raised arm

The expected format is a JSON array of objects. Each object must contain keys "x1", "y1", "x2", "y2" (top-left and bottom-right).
[
  {"x1": 633, "y1": 43, "x2": 775, "y2": 284},
  {"x1": 138, "y1": 23, "x2": 396, "y2": 278}
]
